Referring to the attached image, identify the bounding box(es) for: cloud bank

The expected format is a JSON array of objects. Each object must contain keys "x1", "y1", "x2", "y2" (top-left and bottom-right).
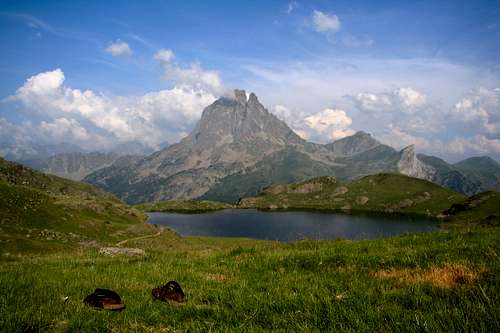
[{"x1": 2, "y1": 68, "x2": 217, "y2": 153}]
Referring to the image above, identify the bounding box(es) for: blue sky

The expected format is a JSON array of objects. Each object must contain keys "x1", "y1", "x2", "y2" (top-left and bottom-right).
[{"x1": 0, "y1": 0, "x2": 499, "y2": 161}]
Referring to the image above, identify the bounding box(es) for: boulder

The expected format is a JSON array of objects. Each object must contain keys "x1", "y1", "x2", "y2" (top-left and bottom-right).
[{"x1": 99, "y1": 247, "x2": 145, "y2": 257}]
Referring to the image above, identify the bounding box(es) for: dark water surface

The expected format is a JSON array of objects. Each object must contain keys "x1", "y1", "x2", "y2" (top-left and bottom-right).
[{"x1": 148, "y1": 209, "x2": 439, "y2": 241}]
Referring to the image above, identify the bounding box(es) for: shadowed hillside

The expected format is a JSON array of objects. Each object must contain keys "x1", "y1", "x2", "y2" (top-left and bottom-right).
[{"x1": 0, "y1": 158, "x2": 154, "y2": 253}]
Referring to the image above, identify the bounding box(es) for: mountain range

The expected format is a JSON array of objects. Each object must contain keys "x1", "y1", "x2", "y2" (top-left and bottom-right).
[{"x1": 79, "y1": 90, "x2": 500, "y2": 204}]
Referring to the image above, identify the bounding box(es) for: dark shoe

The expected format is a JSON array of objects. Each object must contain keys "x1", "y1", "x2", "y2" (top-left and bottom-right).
[
  {"x1": 152, "y1": 281, "x2": 186, "y2": 304},
  {"x1": 84, "y1": 288, "x2": 126, "y2": 311}
]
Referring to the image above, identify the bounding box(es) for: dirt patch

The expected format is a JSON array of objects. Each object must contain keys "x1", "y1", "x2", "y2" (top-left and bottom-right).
[
  {"x1": 205, "y1": 273, "x2": 228, "y2": 282},
  {"x1": 356, "y1": 196, "x2": 369, "y2": 205},
  {"x1": 266, "y1": 184, "x2": 288, "y2": 195},
  {"x1": 372, "y1": 263, "x2": 483, "y2": 288},
  {"x1": 291, "y1": 182, "x2": 322, "y2": 194},
  {"x1": 332, "y1": 186, "x2": 349, "y2": 197}
]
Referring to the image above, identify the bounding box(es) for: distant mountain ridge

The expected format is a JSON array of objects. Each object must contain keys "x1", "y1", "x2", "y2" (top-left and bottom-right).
[
  {"x1": 80, "y1": 89, "x2": 500, "y2": 203},
  {"x1": 21, "y1": 152, "x2": 144, "y2": 181}
]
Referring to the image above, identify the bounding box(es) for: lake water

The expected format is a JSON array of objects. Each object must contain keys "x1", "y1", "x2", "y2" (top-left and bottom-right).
[{"x1": 148, "y1": 209, "x2": 439, "y2": 241}]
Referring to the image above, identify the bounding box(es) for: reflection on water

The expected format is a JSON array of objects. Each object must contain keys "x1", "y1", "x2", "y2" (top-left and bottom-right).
[{"x1": 148, "y1": 209, "x2": 439, "y2": 241}]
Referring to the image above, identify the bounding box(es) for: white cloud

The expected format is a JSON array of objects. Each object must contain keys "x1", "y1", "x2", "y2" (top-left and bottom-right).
[
  {"x1": 450, "y1": 87, "x2": 500, "y2": 135},
  {"x1": 351, "y1": 87, "x2": 426, "y2": 114},
  {"x1": 16, "y1": 68, "x2": 64, "y2": 96},
  {"x1": 105, "y1": 40, "x2": 132, "y2": 57},
  {"x1": 154, "y1": 48, "x2": 175, "y2": 62},
  {"x1": 271, "y1": 105, "x2": 354, "y2": 142},
  {"x1": 272, "y1": 104, "x2": 295, "y2": 123},
  {"x1": 448, "y1": 135, "x2": 500, "y2": 154},
  {"x1": 377, "y1": 126, "x2": 431, "y2": 150},
  {"x1": 303, "y1": 108, "x2": 354, "y2": 141},
  {"x1": 312, "y1": 10, "x2": 340, "y2": 34},
  {"x1": 154, "y1": 50, "x2": 224, "y2": 94},
  {"x1": 39, "y1": 118, "x2": 91, "y2": 141},
  {"x1": 4, "y1": 69, "x2": 217, "y2": 151}
]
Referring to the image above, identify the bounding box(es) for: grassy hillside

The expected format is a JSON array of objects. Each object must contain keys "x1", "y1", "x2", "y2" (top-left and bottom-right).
[
  {"x1": 417, "y1": 154, "x2": 481, "y2": 195},
  {"x1": 135, "y1": 199, "x2": 232, "y2": 213},
  {"x1": 0, "y1": 158, "x2": 153, "y2": 253},
  {"x1": 443, "y1": 191, "x2": 500, "y2": 226},
  {"x1": 240, "y1": 173, "x2": 466, "y2": 217},
  {"x1": 454, "y1": 156, "x2": 500, "y2": 192}
]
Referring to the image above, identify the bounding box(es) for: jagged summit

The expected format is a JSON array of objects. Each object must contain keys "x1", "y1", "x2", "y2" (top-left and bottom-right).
[
  {"x1": 233, "y1": 89, "x2": 248, "y2": 103},
  {"x1": 191, "y1": 89, "x2": 302, "y2": 149}
]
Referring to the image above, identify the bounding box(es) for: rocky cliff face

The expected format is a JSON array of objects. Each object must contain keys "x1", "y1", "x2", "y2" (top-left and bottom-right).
[
  {"x1": 84, "y1": 89, "x2": 492, "y2": 203},
  {"x1": 397, "y1": 145, "x2": 436, "y2": 180}
]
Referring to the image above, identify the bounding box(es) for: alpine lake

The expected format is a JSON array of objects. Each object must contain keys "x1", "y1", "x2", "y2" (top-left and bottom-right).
[{"x1": 148, "y1": 209, "x2": 439, "y2": 241}]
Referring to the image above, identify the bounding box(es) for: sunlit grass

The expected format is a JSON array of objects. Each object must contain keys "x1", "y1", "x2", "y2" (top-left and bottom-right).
[{"x1": 1, "y1": 226, "x2": 498, "y2": 332}]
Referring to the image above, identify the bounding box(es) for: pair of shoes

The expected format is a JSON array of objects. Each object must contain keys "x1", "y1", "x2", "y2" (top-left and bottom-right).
[{"x1": 83, "y1": 281, "x2": 186, "y2": 311}]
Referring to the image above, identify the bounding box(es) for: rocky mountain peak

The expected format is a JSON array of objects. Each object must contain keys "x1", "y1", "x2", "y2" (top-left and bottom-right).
[
  {"x1": 188, "y1": 89, "x2": 300, "y2": 149},
  {"x1": 247, "y1": 92, "x2": 260, "y2": 107},
  {"x1": 233, "y1": 89, "x2": 247, "y2": 104},
  {"x1": 353, "y1": 130, "x2": 371, "y2": 138},
  {"x1": 397, "y1": 144, "x2": 435, "y2": 180}
]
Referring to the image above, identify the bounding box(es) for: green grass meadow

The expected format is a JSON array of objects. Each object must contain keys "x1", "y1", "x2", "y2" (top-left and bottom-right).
[{"x1": 1, "y1": 225, "x2": 499, "y2": 332}]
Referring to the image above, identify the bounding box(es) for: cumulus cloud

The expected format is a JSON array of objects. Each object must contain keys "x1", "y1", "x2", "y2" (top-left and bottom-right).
[
  {"x1": 16, "y1": 68, "x2": 65, "y2": 96},
  {"x1": 350, "y1": 87, "x2": 427, "y2": 114},
  {"x1": 154, "y1": 49, "x2": 223, "y2": 94},
  {"x1": 312, "y1": 10, "x2": 340, "y2": 34},
  {"x1": 39, "y1": 118, "x2": 90, "y2": 141},
  {"x1": 448, "y1": 135, "x2": 500, "y2": 154},
  {"x1": 154, "y1": 48, "x2": 175, "y2": 62},
  {"x1": 303, "y1": 108, "x2": 354, "y2": 141},
  {"x1": 3, "y1": 69, "x2": 217, "y2": 152},
  {"x1": 272, "y1": 105, "x2": 354, "y2": 142},
  {"x1": 450, "y1": 87, "x2": 500, "y2": 135},
  {"x1": 105, "y1": 40, "x2": 132, "y2": 57},
  {"x1": 377, "y1": 125, "x2": 431, "y2": 150}
]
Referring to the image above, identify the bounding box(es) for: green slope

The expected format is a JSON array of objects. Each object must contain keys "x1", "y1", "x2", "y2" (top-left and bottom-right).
[
  {"x1": 443, "y1": 191, "x2": 500, "y2": 226},
  {"x1": 454, "y1": 156, "x2": 500, "y2": 191},
  {"x1": 240, "y1": 173, "x2": 466, "y2": 216},
  {"x1": 0, "y1": 158, "x2": 153, "y2": 253},
  {"x1": 417, "y1": 154, "x2": 481, "y2": 195}
]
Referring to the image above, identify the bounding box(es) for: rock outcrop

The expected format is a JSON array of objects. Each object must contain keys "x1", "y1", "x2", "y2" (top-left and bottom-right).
[{"x1": 397, "y1": 145, "x2": 436, "y2": 180}]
